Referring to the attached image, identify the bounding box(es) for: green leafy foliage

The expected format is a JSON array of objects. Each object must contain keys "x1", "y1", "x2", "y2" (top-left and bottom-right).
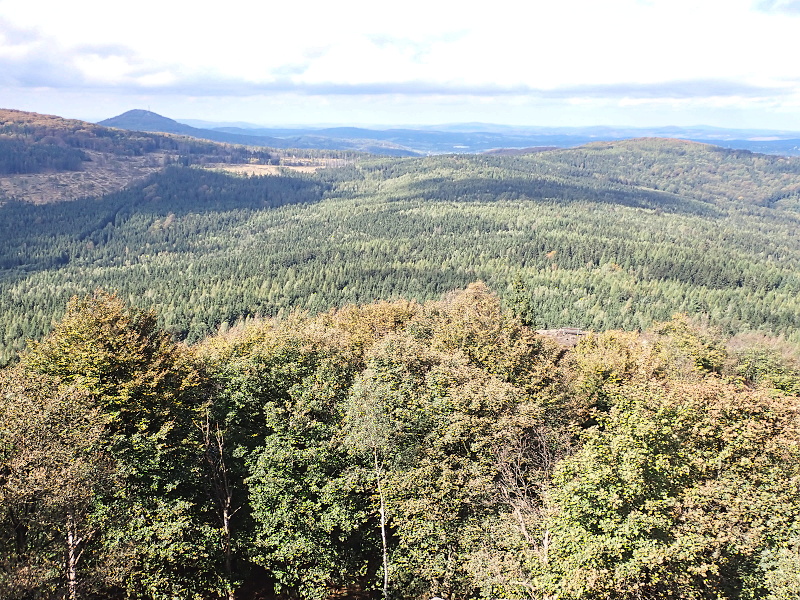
[
  {"x1": 0, "y1": 371, "x2": 112, "y2": 599},
  {"x1": 4, "y1": 291, "x2": 223, "y2": 599},
  {"x1": 1, "y1": 290, "x2": 799, "y2": 598},
  {"x1": 542, "y1": 371, "x2": 800, "y2": 599}
]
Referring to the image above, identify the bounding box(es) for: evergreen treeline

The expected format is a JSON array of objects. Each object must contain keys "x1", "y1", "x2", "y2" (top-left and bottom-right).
[
  {"x1": 3, "y1": 139, "x2": 800, "y2": 365},
  {"x1": 0, "y1": 138, "x2": 88, "y2": 175},
  {"x1": 2, "y1": 285, "x2": 799, "y2": 600}
]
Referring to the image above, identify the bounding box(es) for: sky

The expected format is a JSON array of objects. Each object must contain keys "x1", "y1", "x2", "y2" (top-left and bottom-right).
[{"x1": 1, "y1": 0, "x2": 800, "y2": 129}]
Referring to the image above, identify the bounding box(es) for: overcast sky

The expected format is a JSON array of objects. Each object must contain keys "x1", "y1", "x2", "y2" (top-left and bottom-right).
[{"x1": 1, "y1": 0, "x2": 800, "y2": 129}]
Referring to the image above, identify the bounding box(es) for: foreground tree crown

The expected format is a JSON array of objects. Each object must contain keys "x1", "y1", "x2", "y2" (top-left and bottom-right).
[{"x1": 1, "y1": 285, "x2": 799, "y2": 600}]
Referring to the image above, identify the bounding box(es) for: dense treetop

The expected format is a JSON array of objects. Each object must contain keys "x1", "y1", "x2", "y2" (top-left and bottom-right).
[{"x1": 2, "y1": 286, "x2": 799, "y2": 599}]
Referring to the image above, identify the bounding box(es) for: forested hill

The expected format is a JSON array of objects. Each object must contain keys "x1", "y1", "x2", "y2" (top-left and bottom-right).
[
  {"x1": 2, "y1": 135, "x2": 800, "y2": 364},
  {"x1": 0, "y1": 108, "x2": 232, "y2": 169},
  {"x1": 537, "y1": 138, "x2": 800, "y2": 206},
  {"x1": 0, "y1": 109, "x2": 354, "y2": 204}
]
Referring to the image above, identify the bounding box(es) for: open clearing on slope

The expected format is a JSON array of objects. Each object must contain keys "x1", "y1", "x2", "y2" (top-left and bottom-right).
[{"x1": 0, "y1": 150, "x2": 171, "y2": 204}]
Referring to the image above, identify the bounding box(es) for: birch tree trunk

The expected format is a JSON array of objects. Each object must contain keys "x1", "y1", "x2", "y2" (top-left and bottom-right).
[
  {"x1": 66, "y1": 509, "x2": 80, "y2": 600},
  {"x1": 374, "y1": 447, "x2": 389, "y2": 600},
  {"x1": 202, "y1": 411, "x2": 237, "y2": 600}
]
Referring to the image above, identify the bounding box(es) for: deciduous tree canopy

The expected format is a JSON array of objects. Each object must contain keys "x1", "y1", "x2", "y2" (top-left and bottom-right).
[{"x1": 1, "y1": 285, "x2": 798, "y2": 599}]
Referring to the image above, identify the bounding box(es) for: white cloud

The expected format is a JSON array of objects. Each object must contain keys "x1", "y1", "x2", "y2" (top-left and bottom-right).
[
  {"x1": 754, "y1": 0, "x2": 800, "y2": 14},
  {"x1": 0, "y1": 0, "x2": 799, "y2": 128}
]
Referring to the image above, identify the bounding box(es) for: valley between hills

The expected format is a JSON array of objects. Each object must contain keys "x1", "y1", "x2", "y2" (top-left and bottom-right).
[{"x1": 2, "y1": 108, "x2": 800, "y2": 600}]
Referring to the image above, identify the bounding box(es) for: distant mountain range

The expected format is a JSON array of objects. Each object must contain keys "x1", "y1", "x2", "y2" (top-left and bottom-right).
[
  {"x1": 98, "y1": 110, "x2": 420, "y2": 156},
  {"x1": 179, "y1": 115, "x2": 800, "y2": 156},
  {"x1": 99, "y1": 109, "x2": 800, "y2": 156}
]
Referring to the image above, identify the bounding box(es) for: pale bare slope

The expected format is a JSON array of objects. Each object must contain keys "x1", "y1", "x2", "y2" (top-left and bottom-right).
[{"x1": 0, "y1": 150, "x2": 173, "y2": 204}]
